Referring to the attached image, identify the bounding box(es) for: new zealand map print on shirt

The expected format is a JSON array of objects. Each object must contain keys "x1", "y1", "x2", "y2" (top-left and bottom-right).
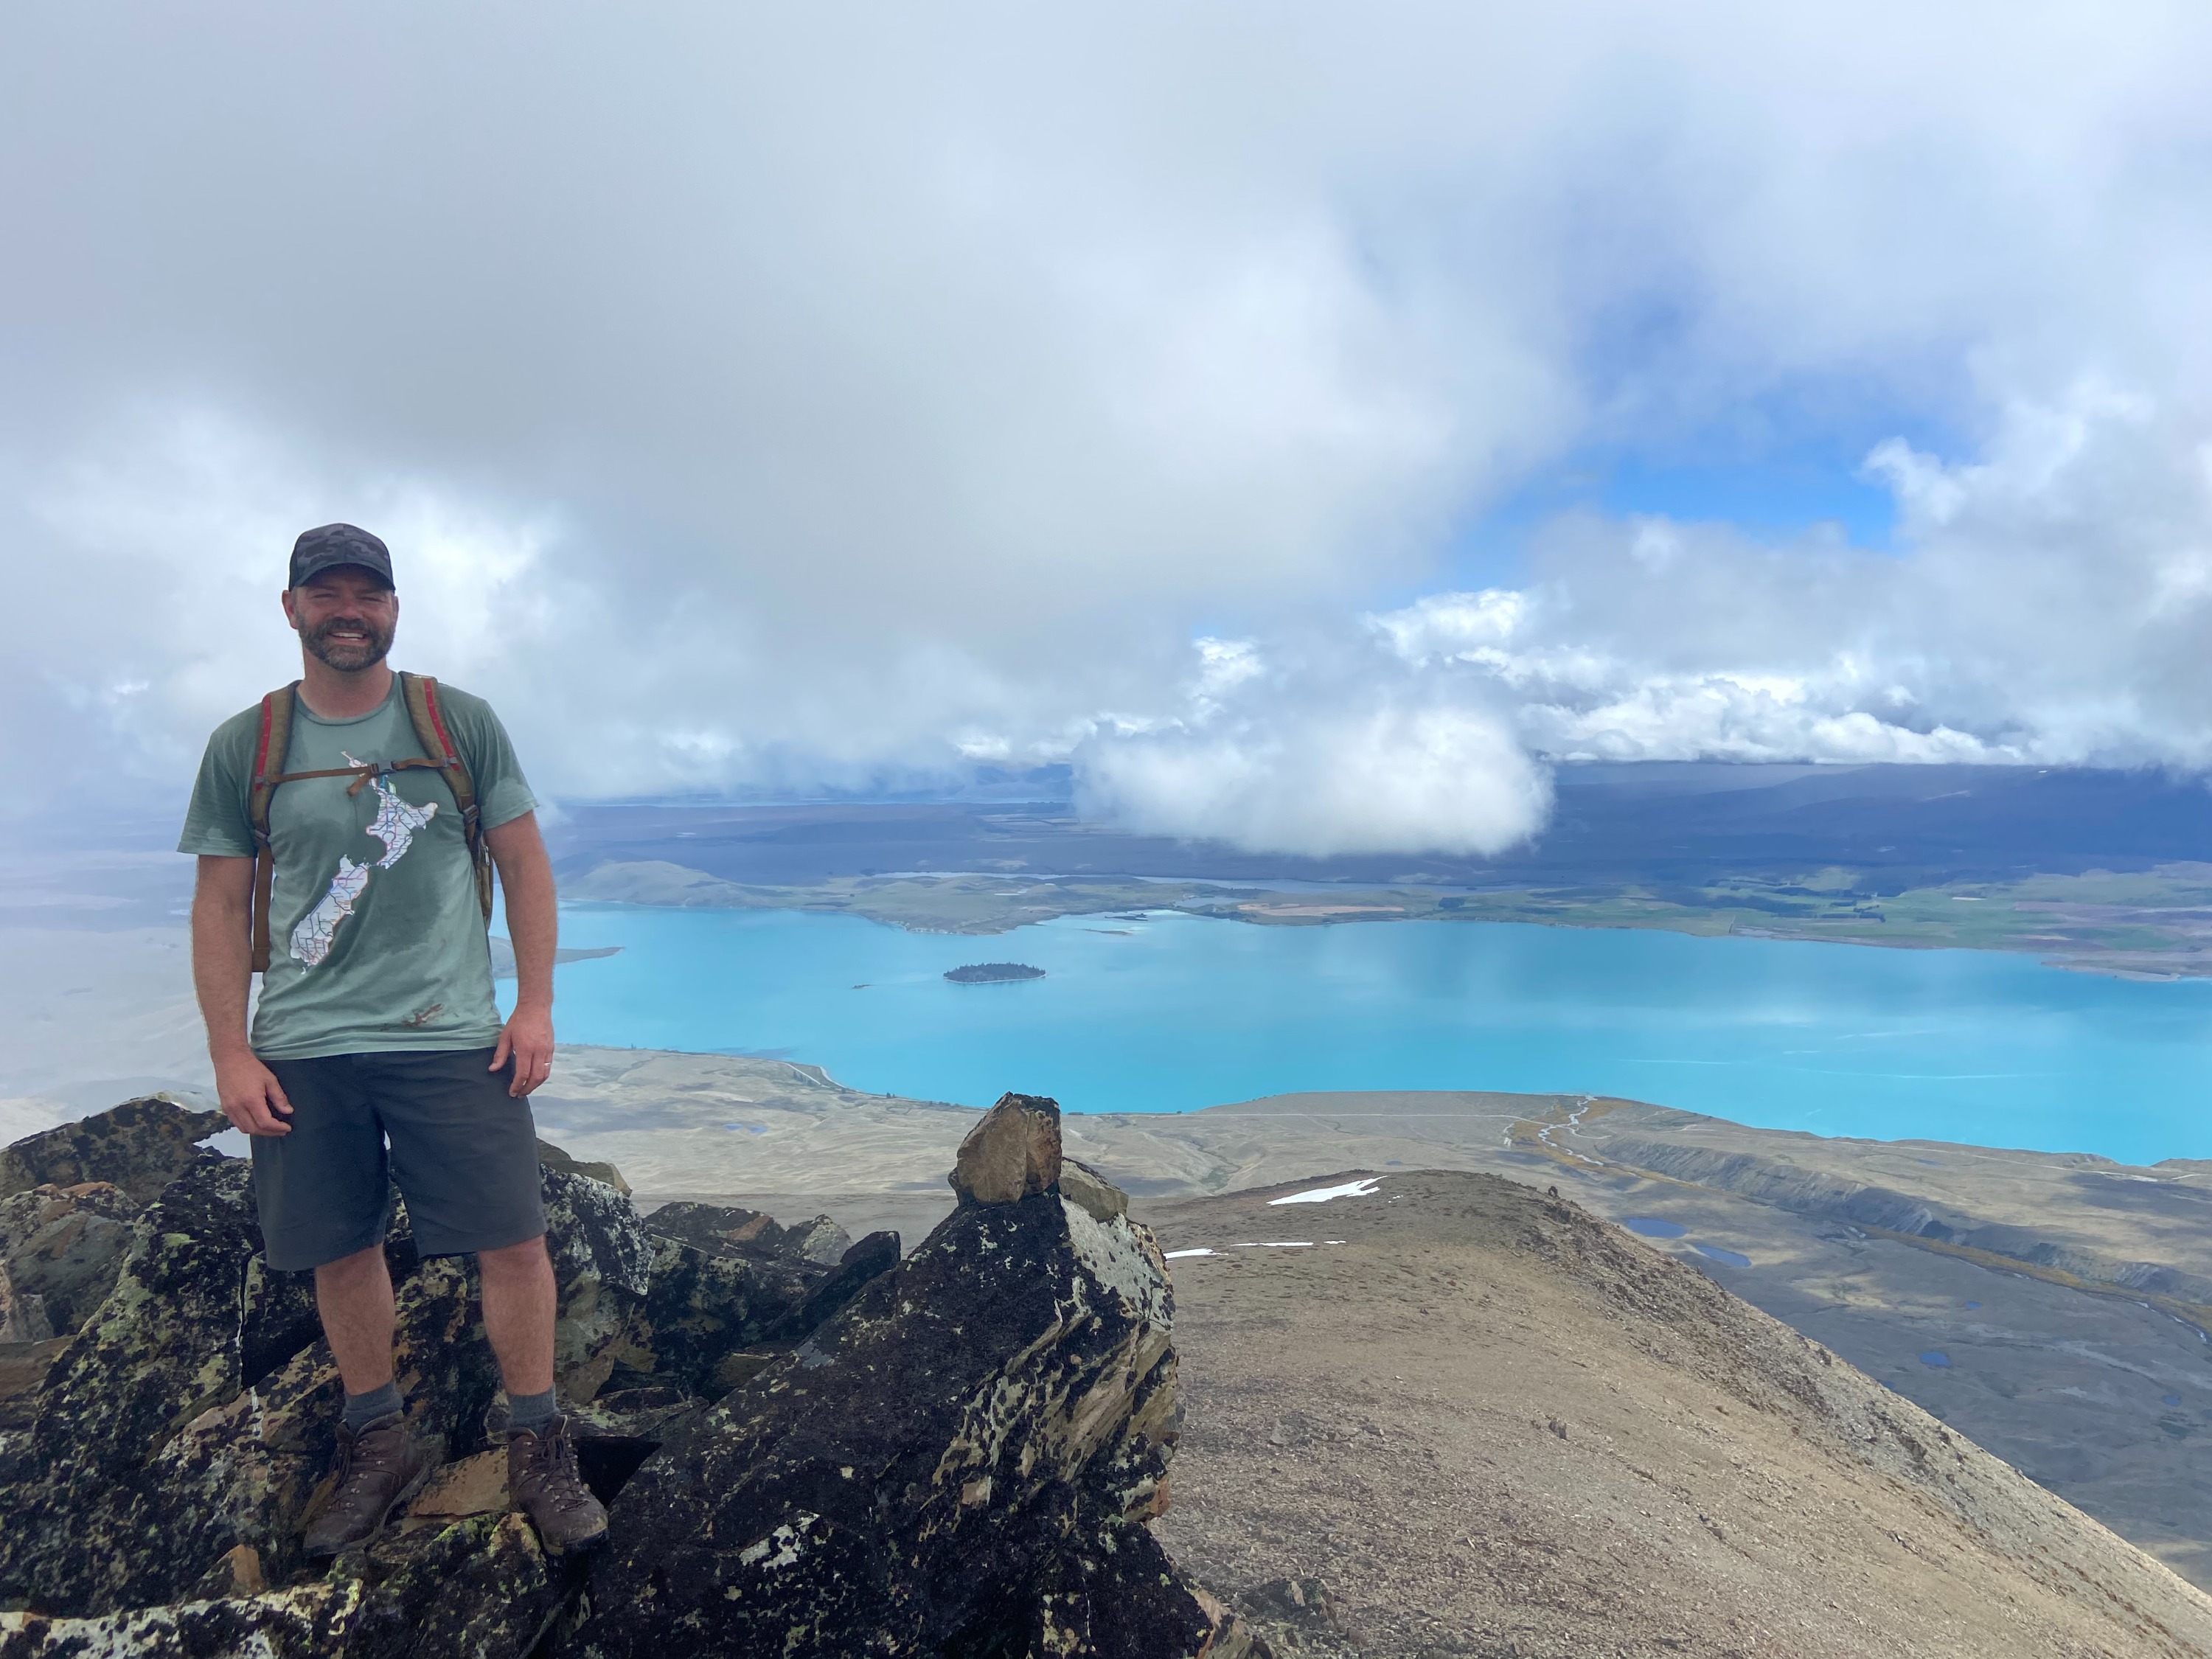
[{"x1": 288, "y1": 759, "x2": 439, "y2": 967}]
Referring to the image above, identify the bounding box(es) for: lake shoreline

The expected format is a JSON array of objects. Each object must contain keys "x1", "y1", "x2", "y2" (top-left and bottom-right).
[
  {"x1": 563, "y1": 858, "x2": 2212, "y2": 981},
  {"x1": 527, "y1": 902, "x2": 2212, "y2": 1165}
]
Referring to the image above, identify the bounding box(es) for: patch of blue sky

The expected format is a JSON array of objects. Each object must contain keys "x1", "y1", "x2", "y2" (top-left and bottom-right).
[{"x1": 1428, "y1": 389, "x2": 1969, "y2": 592}]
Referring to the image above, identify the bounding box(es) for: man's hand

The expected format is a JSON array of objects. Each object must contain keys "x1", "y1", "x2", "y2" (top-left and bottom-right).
[
  {"x1": 493, "y1": 1002, "x2": 554, "y2": 1097},
  {"x1": 215, "y1": 1046, "x2": 294, "y2": 1137},
  {"x1": 485, "y1": 811, "x2": 558, "y2": 1099}
]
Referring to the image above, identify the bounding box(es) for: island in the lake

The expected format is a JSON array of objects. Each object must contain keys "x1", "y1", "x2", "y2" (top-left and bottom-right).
[
  {"x1": 549, "y1": 762, "x2": 2212, "y2": 978},
  {"x1": 943, "y1": 961, "x2": 1046, "y2": 984}
]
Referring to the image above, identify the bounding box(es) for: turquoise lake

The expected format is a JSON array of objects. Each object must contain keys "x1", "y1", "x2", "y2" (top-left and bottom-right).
[{"x1": 519, "y1": 905, "x2": 2212, "y2": 1164}]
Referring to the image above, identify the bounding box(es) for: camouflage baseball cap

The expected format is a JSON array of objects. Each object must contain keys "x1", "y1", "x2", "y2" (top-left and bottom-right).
[{"x1": 288, "y1": 523, "x2": 394, "y2": 589}]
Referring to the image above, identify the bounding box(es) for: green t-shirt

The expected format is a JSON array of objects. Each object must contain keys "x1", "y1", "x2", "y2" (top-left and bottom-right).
[{"x1": 178, "y1": 678, "x2": 538, "y2": 1060}]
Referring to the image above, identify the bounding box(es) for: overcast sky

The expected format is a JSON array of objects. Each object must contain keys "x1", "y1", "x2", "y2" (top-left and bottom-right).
[{"x1": 7, "y1": 2, "x2": 2212, "y2": 855}]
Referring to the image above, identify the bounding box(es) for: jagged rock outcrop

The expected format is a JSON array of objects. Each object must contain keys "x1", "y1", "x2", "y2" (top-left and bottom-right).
[
  {"x1": 1060, "y1": 1157, "x2": 1130, "y2": 1223},
  {"x1": 0, "y1": 1269, "x2": 49, "y2": 1344},
  {"x1": 0, "y1": 1096, "x2": 226, "y2": 1204},
  {"x1": 0, "y1": 1181, "x2": 142, "y2": 1338},
  {"x1": 567, "y1": 1094, "x2": 1253, "y2": 1658},
  {"x1": 537, "y1": 1138, "x2": 633, "y2": 1197},
  {"x1": 644, "y1": 1200, "x2": 852, "y2": 1266},
  {"x1": 0, "y1": 1095, "x2": 1231, "y2": 1657}
]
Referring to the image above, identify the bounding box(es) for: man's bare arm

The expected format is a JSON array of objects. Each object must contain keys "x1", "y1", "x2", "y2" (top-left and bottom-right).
[
  {"x1": 191, "y1": 854, "x2": 293, "y2": 1135},
  {"x1": 485, "y1": 811, "x2": 557, "y2": 1097}
]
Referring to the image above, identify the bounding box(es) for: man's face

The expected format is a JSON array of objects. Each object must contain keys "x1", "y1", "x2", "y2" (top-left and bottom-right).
[{"x1": 281, "y1": 568, "x2": 399, "y2": 672}]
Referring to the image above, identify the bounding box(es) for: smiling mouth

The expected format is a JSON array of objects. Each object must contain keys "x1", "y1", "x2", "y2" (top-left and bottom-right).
[{"x1": 308, "y1": 618, "x2": 386, "y2": 663}]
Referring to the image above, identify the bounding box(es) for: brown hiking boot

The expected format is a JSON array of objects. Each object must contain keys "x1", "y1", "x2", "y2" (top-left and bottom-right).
[
  {"x1": 302, "y1": 1412, "x2": 437, "y2": 1558},
  {"x1": 506, "y1": 1413, "x2": 608, "y2": 1555}
]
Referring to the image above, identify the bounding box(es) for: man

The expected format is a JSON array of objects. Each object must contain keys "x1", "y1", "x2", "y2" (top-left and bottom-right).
[{"x1": 179, "y1": 523, "x2": 607, "y2": 1557}]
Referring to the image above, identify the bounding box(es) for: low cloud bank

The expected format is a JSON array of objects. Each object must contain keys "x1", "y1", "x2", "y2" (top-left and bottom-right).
[
  {"x1": 10, "y1": 5, "x2": 2212, "y2": 859},
  {"x1": 1079, "y1": 695, "x2": 1551, "y2": 858}
]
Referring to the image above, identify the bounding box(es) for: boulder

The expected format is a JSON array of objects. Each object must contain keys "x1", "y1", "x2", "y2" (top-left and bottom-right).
[
  {"x1": 1029, "y1": 1529, "x2": 1267, "y2": 1659},
  {"x1": 782, "y1": 1214, "x2": 854, "y2": 1265},
  {"x1": 537, "y1": 1138, "x2": 632, "y2": 1197},
  {"x1": 405, "y1": 1450, "x2": 510, "y2": 1523},
  {"x1": 645, "y1": 1200, "x2": 852, "y2": 1267},
  {"x1": 0, "y1": 1517, "x2": 568, "y2": 1659},
  {"x1": 0, "y1": 1164, "x2": 644, "y2": 1615},
  {"x1": 1060, "y1": 1158, "x2": 1130, "y2": 1223},
  {"x1": 564, "y1": 1189, "x2": 1246, "y2": 1658},
  {"x1": 0, "y1": 1582, "x2": 363, "y2": 1658},
  {"x1": 540, "y1": 1168, "x2": 658, "y2": 1402},
  {"x1": 0, "y1": 1226, "x2": 492, "y2": 1613},
  {"x1": 0, "y1": 1266, "x2": 49, "y2": 1344},
  {"x1": 794, "y1": 1230, "x2": 900, "y2": 1334},
  {"x1": 0, "y1": 1338, "x2": 66, "y2": 1430},
  {"x1": 606, "y1": 1239, "x2": 889, "y2": 1407},
  {"x1": 0, "y1": 1093, "x2": 1229, "y2": 1658},
  {"x1": 330, "y1": 1512, "x2": 571, "y2": 1659},
  {"x1": 1, "y1": 1097, "x2": 227, "y2": 1205},
  {"x1": 18, "y1": 1157, "x2": 272, "y2": 1489},
  {"x1": 563, "y1": 1388, "x2": 705, "y2": 1504},
  {"x1": 0, "y1": 1182, "x2": 142, "y2": 1337},
  {"x1": 949, "y1": 1091, "x2": 1063, "y2": 1206}
]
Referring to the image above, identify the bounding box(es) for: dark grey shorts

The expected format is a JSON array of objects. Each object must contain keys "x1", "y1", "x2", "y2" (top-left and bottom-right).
[{"x1": 254, "y1": 1048, "x2": 546, "y2": 1272}]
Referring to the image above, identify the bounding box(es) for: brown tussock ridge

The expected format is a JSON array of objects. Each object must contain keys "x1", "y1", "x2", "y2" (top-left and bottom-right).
[{"x1": 1147, "y1": 1169, "x2": 2212, "y2": 1659}]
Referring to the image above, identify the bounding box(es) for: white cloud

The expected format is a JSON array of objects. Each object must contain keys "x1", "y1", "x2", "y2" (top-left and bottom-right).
[
  {"x1": 1078, "y1": 694, "x2": 1551, "y2": 858},
  {"x1": 6, "y1": 4, "x2": 2212, "y2": 851},
  {"x1": 1345, "y1": 382, "x2": 2212, "y2": 776}
]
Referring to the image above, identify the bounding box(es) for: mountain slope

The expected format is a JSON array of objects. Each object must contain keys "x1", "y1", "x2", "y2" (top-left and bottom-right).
[{"x1": 1147, "y1": 1170, "x2": 2212, "y2": 1659}]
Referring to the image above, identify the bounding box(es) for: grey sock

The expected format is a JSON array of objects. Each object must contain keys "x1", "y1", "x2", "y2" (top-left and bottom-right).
[
  {"x1": 342, "y1": 1380, "x2": 403, "y2": 1433},
  {"x1": 507, "y1": 1388, "x2": 558, "y2": 1434}
]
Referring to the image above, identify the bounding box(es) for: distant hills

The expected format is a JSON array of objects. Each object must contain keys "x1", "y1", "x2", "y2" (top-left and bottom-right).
[{"x1": 547, "y1": 762, "x2": 2212, "y2": 894}]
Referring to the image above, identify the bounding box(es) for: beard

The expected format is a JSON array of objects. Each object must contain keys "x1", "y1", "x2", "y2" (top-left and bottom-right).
[{"x1": 301, "y1": 613, "x2": 395, "y2": 672}]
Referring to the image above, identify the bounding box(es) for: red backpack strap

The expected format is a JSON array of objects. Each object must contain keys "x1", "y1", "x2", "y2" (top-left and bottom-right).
[
  {"x1": 400, "y1": 672, "x2": 495, "y2": 924},
  {"x1": 246, "y1": 684, "x2": 299, "y2": 974}
]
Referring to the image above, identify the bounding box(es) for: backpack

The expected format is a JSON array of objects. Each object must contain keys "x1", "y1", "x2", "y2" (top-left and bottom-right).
[{"x1": 245, "y1": 672, "x2": 495, "y2": 974}]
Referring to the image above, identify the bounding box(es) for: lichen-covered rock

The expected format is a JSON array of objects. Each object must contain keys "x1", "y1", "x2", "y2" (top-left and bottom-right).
[
  {"x1": 0, "y1": 1516, "x2": 567, "y2": 1659},
  {"x1": 24, "y1": 1157, "x2": 268, "y2": 1486},
  {"x1": 0, "y1": 1266, "x2": 50, "y2": 1343},
  {"x1": 541, "y1": 1168, "x2": 657, "y2": 1401},
  {"x1": 798, "y1": 1230, "x2": 900, "y2": 1333},
  {"x1": 564, "y1": 1190, "x2": 1223, "y2": 1658},
  {"x1": 1029, "y1": 1528, "x2": 1266, "y2": 1659},
  {"x1": 0, "y1": 1582, "x2": 362, "y2": 1658},
  {"x1": 239, "y1": 1251, "x2": 323, "y2": 1393},
  {"x1": 602, "y1": 1238, "x2": 818, "y2": 1398},
  {"x1": 1060, "y1": 1158, "x2": 1130, "y2": 1223},
  {"x1": 567, "y1": 1388, "x2": 704, "y2": 1506},
  {"x1": 335, "y1": 1512, "x2": 571, "y2": 1659},
  {"x1": 0, "y1": 1092, "x2": 1228, "y2": 1657},
  {"x1": 645, "y1": 1201, "x2": 852, "y2": 1266},
  {"x1": 782, "y1": 1214, "x2": 853, "y2": 1265},
  {"x1": 1, "y1": 1098, "x2": 227, "y2": 1205},
  {"x1": 949, "y1": 1091, "x2": 1064, "y2": 1206},
  {"x1": 591, "y1": 1220, "x2": 893, "y2": 1402},
  {"x1": 0, "y1": 1183, "x2": 141, "y2": 1337},
  {"x1": 406, "y1": 1449, "x2": 510, "y2": 1523},
  {"x1": 538, "y1": 1138, "x2": 632, "y2": 1197},
  {"x1": 0, "y1": 1337, "x2": 67, "y2": 1431},
  {"x1": 0, "y1": 1144, "x2": 698, "y2": 1618},
  {"x1": 0, "y1": 1245, "x2": 490, "y2": 1614}
]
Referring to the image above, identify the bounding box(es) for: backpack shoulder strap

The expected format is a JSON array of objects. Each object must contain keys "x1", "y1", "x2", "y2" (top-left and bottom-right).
[
  {"x1": 400, "y1": 672, "x2": 495, "y2": 924},
  {"x1": 246, "y1": 684, "x2": 300, "y2": 975}
]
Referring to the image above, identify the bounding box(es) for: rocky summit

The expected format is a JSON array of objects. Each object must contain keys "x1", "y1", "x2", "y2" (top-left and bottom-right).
[{"x1": 0, "y1": 1091, "x2": 1249, "y2": 1658}]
